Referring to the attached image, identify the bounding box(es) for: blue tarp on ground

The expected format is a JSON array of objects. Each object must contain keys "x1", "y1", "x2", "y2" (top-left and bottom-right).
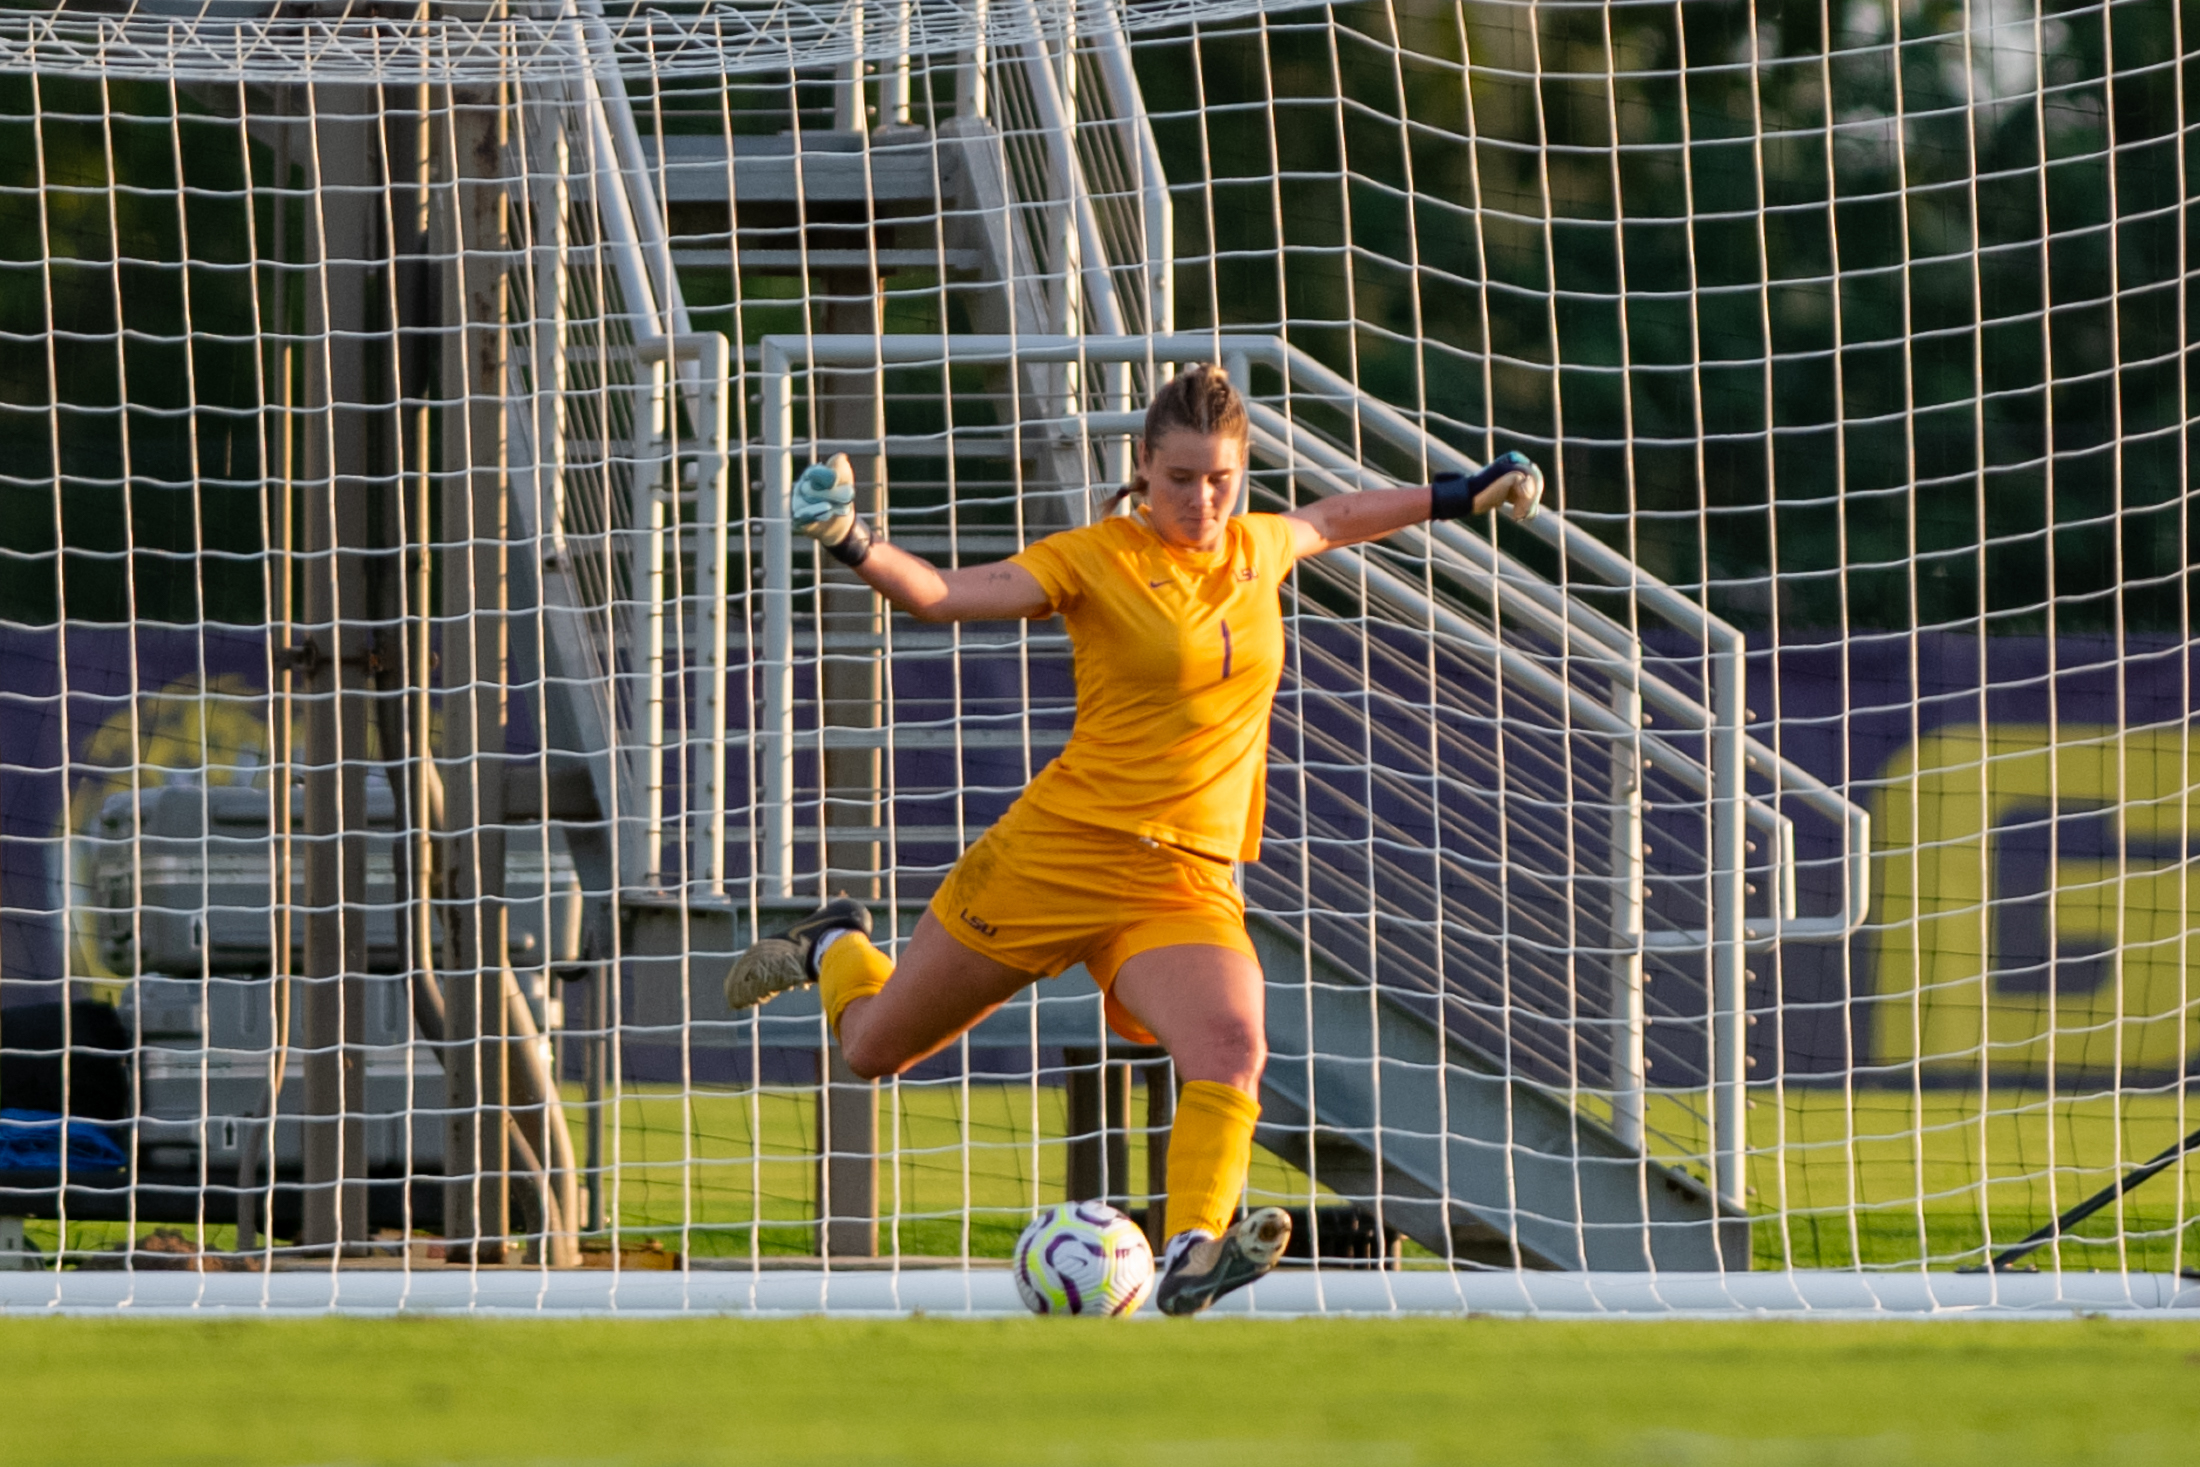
[{"x1": 0, "y1": 1110, "x2": 127, "y2": 1171}]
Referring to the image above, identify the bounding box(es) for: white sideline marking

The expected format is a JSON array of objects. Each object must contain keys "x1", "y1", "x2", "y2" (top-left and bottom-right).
[{"x1": 1, "y1": 1270, "x2": 2195, "y2": 1317}]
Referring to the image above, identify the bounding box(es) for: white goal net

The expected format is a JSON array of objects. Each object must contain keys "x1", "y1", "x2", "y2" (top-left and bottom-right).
[{"x1": 0, "y1": 0, "x2": 2192, "y2": 1314}]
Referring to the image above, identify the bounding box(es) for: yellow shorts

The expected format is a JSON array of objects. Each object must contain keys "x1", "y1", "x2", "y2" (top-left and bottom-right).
[{"x1": 928, "y1": 799, "x2": 1255, "y2": 1045}]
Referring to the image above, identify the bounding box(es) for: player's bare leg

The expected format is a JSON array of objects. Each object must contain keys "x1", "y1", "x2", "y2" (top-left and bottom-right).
[
  {"x1": 1110, "y1": 944, "x2": 1292, "y2": 1315},
  {"x1": 723, "y1": 904, "x2": 1032, "y2": 1079},
  {"x1": 832, "y1": 910, "x2": 1034, "y2": 1078}
]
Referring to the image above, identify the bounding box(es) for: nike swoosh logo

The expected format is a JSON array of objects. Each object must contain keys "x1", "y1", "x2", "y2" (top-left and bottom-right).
[{"x1": 1148, "y1": 579, "x2": 1168, "y2": 588}]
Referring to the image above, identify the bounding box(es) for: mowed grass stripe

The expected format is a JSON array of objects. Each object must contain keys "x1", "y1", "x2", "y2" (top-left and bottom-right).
[{"x1": 0, "y1": 1317, "x2": 2196, "y2": 1466}]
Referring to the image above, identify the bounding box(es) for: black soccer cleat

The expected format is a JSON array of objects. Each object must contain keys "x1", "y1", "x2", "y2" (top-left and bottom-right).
[
  {"x1": 1154, "y1": 1206, "x2": 1292, "y2": 1317},
  {"x1": 722, "y1": 896, "x2": 873, "y2": 1011}
]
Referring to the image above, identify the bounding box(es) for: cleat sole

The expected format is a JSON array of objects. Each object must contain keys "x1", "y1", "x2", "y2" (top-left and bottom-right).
[
  {"x1": 1155, "y1": 1207, "x2": 1293, "y2": 1316},
  {"x1": 723, "y1": 937, "x2": 810, "y2": 1010},
  {"x1": 721, "y1": 897, "x2": 874, "y2": 1013}
]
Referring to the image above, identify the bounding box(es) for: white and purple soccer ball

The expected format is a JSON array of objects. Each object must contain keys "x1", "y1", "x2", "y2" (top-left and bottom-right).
[{"x1": 1012, "y1": 1201, "x2": 1155, "y2": 1317}]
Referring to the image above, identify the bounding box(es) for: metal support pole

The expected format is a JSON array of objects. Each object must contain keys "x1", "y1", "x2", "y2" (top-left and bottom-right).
[
  {"x1": 440, "y1": 77, "x2": 514, "y2": 1262},
  {"x1": 299, "y1": 83, "x2": 378, "y2": 1253},
  {"x1": 1224, "y1": 348, "x2": 1250, "y2": 514},
  {"x1": 1065, "y1": 1049, "x2": 1133, "y2": 1209},
  {"x1": 759, "y1": 340, "x2": 795, "y2": 897},
  {"x1": 509, "y1": 86, "x2": 581, "y2": 1268},
  {"x1": 668, "y1": 333, "x2": 730, "y2": 893},
  {"x1": 1107, "y1": 1062, "x2": 1131, "y2": 1209},
  {"x1": 819, "y1": 283, "x2": 885, "y2": 901},
  {"x1": 1607, "y1": 692, "x2": 1647, "y2": 1154},
  {"x1": 583, "y1": 965, "x2": 605, "y2": 1232},
  {"x1": 880, "y1": 0, "x2": 913, "y2": 125},
  {"x1": 502, "y1": 965, "x2": 580, "y2": 1264},
  {"x1": 819, "y1": 1049, "x2": 878, "y2": 1259},
  {"x1": 955, "y1": 0, "x2": 990, "y2": 119},
  {"x1": 390, "y1": 79, "x2": 443, "y2": 1235},
  {"x1": 240, "y1": 88, "x2": 297, "y2": 1250},
  {"x1": 634, "y1": 355, "x2": 667, "y2": 883},
  {"x1": 1142, "y1": 1057, "x2": 1173, "y2": 1250},
  {"x1": 1709, "y1": 630, "x2": 1749, "y2": 1225},
  {"x1": 834, "y1": 5, "x2": 865, "y2": 132},
  {"x1": 1066, "y1": 1049, "x2": 1100, "y2": 1203},
  {"x1": 814, "y1": 279, "x2": 884, "y2": 1257},
  {"x1": 575, "y1": 13, "x2": 723, "y2": 873},
  {"x1": 529, "y1": 118, "x2": 570, "y2": 602}
]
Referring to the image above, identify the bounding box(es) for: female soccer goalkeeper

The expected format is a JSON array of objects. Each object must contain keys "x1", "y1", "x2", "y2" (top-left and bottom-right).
[{"x1": 726, "y1": 364, "x2": 1541, "y2": 1313}]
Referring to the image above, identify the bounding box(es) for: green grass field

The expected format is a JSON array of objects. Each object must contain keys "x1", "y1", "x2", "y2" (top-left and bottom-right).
[
  {"x1": 1651, "y1": 1087, "x2": 2200, "y2": 1271},
  {"x1": 1, "y1": 1316, "x2": 2197, "y2": 1465},
  {"x1": 26, "y1": 1080, "x2": 2199, "y2": 1272}
]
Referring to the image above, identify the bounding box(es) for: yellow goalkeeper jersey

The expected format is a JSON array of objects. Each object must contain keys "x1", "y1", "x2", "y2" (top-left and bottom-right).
[{"x1": 1009, "y1": 508, "x2": 1297, "y2": 862}]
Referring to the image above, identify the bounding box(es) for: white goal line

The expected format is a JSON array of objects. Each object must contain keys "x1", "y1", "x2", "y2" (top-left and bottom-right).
[{"x1": 3, "y1": 1269, "x2": 2195, "y2": 1319}]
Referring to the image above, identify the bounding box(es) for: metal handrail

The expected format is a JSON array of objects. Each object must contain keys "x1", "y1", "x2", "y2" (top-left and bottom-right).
[
  {"x1": 1086, "y1": 0, "x2": 1172, "y2": 333},
  {"x1": 1247, "y1": 412, "x2": 1812, "y2": 938},
  {"x1": 1245, "y1": 398, "x2": 1870, "y2": 945},
  {"x1": 569, "y1": 1, "x2": 731, "y2": 891}
]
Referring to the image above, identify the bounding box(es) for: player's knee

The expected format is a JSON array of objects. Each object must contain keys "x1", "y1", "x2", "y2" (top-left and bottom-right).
[
  {"x1": 1180, "y1": 1019, "x2": 1264, "y2": 1091},
  {"x1": 837, "y1": 1030, "x2": 910, "y2": 1081},
  {"x1": 1225, "y1": 1029, "x2": 1267, "y2": 1090}
]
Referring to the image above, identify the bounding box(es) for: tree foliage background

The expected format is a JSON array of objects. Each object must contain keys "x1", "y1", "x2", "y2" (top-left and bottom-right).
[
  {"x1": 1144, "y1": 0, "x2": 2195, "y2": 636},
  {"x1": 0, "y1": 0, "x2": 2192, "y2": 638}
]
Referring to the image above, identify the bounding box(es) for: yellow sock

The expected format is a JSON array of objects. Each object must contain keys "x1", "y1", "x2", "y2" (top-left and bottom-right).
[
  {"x1": 1163, "y1": 1080, "x2": 1260, "y2": 1242},
  {"x1": 818, "y1": 930, "x2": 894, "y2": 1039}
]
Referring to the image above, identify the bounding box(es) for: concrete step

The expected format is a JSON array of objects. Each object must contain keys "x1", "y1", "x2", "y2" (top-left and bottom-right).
[
  {"x1": 671, "y1": 247, "x2": 983, "y2": 276},
  {"x1": 1245, "y1": 911, "x2": 1746, "y2": 1272},
  {"x1": 647, "y1": 131, "x2": 944, "y2": 208},
  {"x1": 649, "y1": 131, "x2": 971, "y2": 278}
]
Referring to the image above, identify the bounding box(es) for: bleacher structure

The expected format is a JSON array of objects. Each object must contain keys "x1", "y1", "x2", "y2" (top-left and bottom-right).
[{"x1": 29, "y1": 0, "x2": 2193, "y2": 1312}]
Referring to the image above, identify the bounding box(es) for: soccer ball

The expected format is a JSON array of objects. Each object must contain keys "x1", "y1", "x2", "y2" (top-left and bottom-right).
[{"x1": 1012, "y1": 1201, "x2": 1155, "y2": 1317}]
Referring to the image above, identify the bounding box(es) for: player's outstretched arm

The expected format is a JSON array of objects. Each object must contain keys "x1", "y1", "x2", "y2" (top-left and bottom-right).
[
  {"x1": 1282, "y1": 451, "x2": 1543, "y2": 561},
  {"x1": 857, "y1": 545, "x2": 1051, "y2": 623},
  {"x1": 793, "y1": 455, "x2": 1051, "y2": 622}
]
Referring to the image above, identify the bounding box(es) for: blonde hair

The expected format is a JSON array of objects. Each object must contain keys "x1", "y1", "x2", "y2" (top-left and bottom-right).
[{"x1": 1110, "y1": 363, "x2": 1250, "y2": 507}]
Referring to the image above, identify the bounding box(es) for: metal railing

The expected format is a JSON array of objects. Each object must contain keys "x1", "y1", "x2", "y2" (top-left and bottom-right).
[{"x1": 513, "y1": 2, "x2": 731, "y2": 893}]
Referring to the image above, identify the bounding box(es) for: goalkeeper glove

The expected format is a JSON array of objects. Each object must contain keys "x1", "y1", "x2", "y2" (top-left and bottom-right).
[
  {"x1": 1430, "y1": 451, "x2": 1543, "y2": 524},
  {"x1": 792, "y1": 452, "x2": 873, "y2": 566}
]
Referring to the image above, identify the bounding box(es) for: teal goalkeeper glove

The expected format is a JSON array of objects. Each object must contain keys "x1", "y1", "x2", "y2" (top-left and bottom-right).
[
  {"x1": 1430, "y1": 451, "x2": 1543, "y2": 524},
  {"x1": 792, "y1": 452, "x2": 873, "y2": 566}
]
